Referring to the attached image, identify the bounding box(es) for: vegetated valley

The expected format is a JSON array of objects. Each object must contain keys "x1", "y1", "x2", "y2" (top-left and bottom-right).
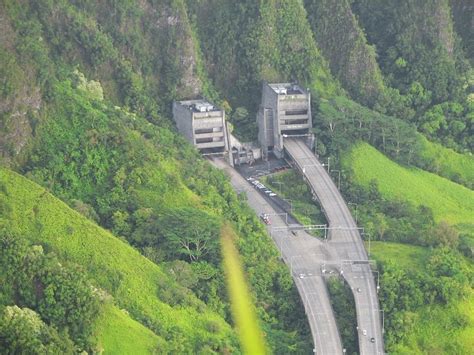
[{"x1": 0, "y1": 0, "x2": 473, "y2": 354}]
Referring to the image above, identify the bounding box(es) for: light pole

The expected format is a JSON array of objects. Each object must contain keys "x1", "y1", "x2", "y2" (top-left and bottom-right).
[
  {"x1": 274, "y1": 181, "x2": 283, "y2": 194},
  {"x1": 348, "y1": 202, "x2": 358, "y2": 224},
  {"x1": 331, "y1": 169, "x2": 344, "y2": 190},
  {"x1": 364, "y1": 232, "x2": 371, "y2": 257},
  {"x1": 381, "y1": 309, "x2": 385, "y2": 334},
  {"x1": 373, "y1": 270, "x2": 380, "y2": 293}
]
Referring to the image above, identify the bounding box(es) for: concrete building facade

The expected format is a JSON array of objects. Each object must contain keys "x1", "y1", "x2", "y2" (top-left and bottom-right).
[
  {"x1": 257, "y1": 82, "x2": 312, "y2": 159},
  {"x1": 172, "y1": 99, "x2": 230, "y2": 155}
]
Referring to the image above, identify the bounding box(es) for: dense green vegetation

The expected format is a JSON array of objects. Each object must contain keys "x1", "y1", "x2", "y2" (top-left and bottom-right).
[
  {"x1": 370, "y1": 243, "x2": 474, "y2": 354},
  {"x1": 262, "y1": 170, "x2": 326, "y2": 228},
  {"x1": 417, "y1": 134, "x2": 474, "y2": 188},
  {"x1": 326, "y1": 277, "x2": 358, "y2": 355},
  {"x1": 305, "y1": 0, "x2": 385, "y2": 107},
  {"x1": 344, "y1": 142, "x2": 474, "y2": 225},
  {"x1": 0, "y1": 168, "x2": 238, "y2": 353},
  {"x1": 1, "y1": 0, "x2": 473, "y2": 352},
  {"x1": 352, "y1": 0, "x2": 473, "y2": 152},
  {"x1": 338, "y1": 142, "x2": 474, "y2": 352}
]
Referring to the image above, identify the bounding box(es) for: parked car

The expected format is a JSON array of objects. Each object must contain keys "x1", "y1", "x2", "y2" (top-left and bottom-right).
[{"x1": 259, "y1": 213, "x2": 271, "y2": 225}]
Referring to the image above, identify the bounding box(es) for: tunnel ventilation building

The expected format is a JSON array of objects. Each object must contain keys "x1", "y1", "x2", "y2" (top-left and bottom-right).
[
  {"x1": 257, "y1": 82, "x2": 312, "y2": 159},
  {"x1": 173, "y1": 99, "x2": 230, "y2": 155}
]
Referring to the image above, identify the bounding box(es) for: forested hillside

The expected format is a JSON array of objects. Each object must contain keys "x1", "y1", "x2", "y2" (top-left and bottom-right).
[{"x1": 1, "y1": 0, "x2": 473, "y2": 353}]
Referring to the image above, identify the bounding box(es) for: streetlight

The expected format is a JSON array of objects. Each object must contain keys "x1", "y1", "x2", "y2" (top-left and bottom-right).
[
  {"x1": 380, "y1": 309, "x2": 385, "y2": 334},
  {"x1": 331, "y1": 169, "x2": 344, "y2": 190},
  {"x1": 283, "y1": 198, "x2": 293, "y2": 212},
  {"x1": 363, "y1": 232, "x2": 372, "y2": 257},
  {"x1": 274, "y1": 181, "x2": 283, "y2": 194},
  {"x1": 348, "y1": 202, "x2": 358, "y2": 224},
  {"x1": 373, "y1": 270, "x2": 380, "y2": 293}
]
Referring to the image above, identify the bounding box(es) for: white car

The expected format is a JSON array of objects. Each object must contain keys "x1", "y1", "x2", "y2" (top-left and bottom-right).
[{"x1": 269, "y1": 193, "x2": 277, "y2": 197}]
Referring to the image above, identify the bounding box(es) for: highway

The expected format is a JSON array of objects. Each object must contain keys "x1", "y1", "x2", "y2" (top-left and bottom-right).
[
  {"x1": 284, "y1": 138, "x2": 384, "y2": 355},
  {"x1": 210, "y1": 158, "x2": 343, "y2": 355}
]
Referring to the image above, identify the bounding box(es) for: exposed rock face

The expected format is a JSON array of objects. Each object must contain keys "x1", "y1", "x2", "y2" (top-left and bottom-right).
[{"x1": 0, "y1": 11, "x2": 40, "y2": 163}]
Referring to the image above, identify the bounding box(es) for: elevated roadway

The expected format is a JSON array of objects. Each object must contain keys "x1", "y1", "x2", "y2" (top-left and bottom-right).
[
  {"x1": 284, "y1": 138, "x2": 384, "y2": 354},
  {"x1": 210, "y1": 158, "x2": 343, "y2": 355}
]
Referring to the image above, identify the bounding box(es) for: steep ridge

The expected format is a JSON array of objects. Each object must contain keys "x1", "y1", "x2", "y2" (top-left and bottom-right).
[
  {"x1": 186, "y1": 0, "x2": 341, "y2": 136},
  {"x1": 0, "y1": 167, "x2": 238, "y2": 353},
  {"x1": 352, "y1": 0, "x2": 466, "y2": 103},
  {"x1": 305, "y1": 0, "x2": 385, "y2": 107}
]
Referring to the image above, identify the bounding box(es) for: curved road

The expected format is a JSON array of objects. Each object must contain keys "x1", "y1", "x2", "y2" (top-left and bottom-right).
[
  {"x1": 210, "y1": 158, "x2": 343, "y2": 355},
  {"x1": 284, "y1": 138, "x2": 384, "y2": 355}
]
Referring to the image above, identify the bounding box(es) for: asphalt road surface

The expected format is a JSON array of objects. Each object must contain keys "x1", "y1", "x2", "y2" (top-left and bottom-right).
[
  {"x1": 284, "y1": 138, "x2": 384, "y2": 355},
  {"x1": 210, "y1": 158, "x2": 343, "y2": 355}
]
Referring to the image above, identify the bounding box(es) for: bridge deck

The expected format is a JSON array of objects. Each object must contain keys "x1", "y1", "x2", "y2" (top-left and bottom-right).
[
  {"x1": 284, "y1": 138, "x2": 384, "y2": 355},
  {"x1": 210, "y1": 158, "x2": 343, "y2": 355}
]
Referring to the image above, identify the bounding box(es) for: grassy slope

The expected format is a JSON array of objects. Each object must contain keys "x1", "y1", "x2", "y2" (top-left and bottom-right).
[
  {"x1": 95, "y1": 304, "x2": 163, "y2": 354},
  {"x1": 369, "y1": 242, "x2": 429, "y2": 270},
  {"x1": 370, "y1": 242, "x2": 474, "y2": 354},
  {"x1": 418, "y1": 135, "x2": 474, "y2": 187},
  {"x1": 0, "y1": 167, "x2": 235, "y2": 352},
  {"x1": 345, "y1": 142, "x2": 474, "y2": 226}
]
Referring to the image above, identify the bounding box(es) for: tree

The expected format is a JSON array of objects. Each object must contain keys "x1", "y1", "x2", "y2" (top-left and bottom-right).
[
  {"x1": 0, "y1": 306, "x2": 75, "y2": 354},
  {"x1": 428, "y1": 221, "x2": 459, "y2": 248},
  {"x1": 162, "y1": 208, "x2": 221, "y2": 262}
]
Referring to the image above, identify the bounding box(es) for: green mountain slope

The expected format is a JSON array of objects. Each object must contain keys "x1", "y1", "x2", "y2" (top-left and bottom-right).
[
  {"x1": 305, "y1": 0, "x2": 385, "y2": 107},
  {"x1": 95, "y1": 304, "x2": 163, "y2": 354},
  {"x1": 370, "y1": 242, "x2": 474, "y2": 354},
  {"x1": 417, "y1": 134, "x2": 474, "y2": 188},
  {"x1": 187, "y1": 0, "x2": 341, "y2": 137},
  {"x1": 0, "y1": 167, "x2": 237, "y2": 353},
  {"x1": 353, "y1": 0, "x2": 467, "y2": 103},
  {"x1": 344, "y1": 142, "x2": 474, "y2": 226}
]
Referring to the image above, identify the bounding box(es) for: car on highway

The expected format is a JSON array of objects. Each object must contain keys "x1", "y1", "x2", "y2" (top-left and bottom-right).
[
  {"x1": 370, "y1": 337, "x2": 375, "y2": 343},
  {"x1": 259, "y1": 213, "x2": 271, "y2": 225},
  {"x1": 362, "y1": 329, "x2": 367, "y2": 336},
  {"x1": 357, "y1": 287, "x2": 361, "y2": 293}
]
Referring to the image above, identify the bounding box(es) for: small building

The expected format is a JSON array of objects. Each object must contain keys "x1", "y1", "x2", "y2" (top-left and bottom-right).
[
  {"x1": 257, "y1": 82, "x2": 312, "y2": 159},
  {"x1": 228, "y1": 133, "x2": 262, "y2": 166},
  {"x1": 172, "y1": 99, "x2": 230, "y2": 155}
]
